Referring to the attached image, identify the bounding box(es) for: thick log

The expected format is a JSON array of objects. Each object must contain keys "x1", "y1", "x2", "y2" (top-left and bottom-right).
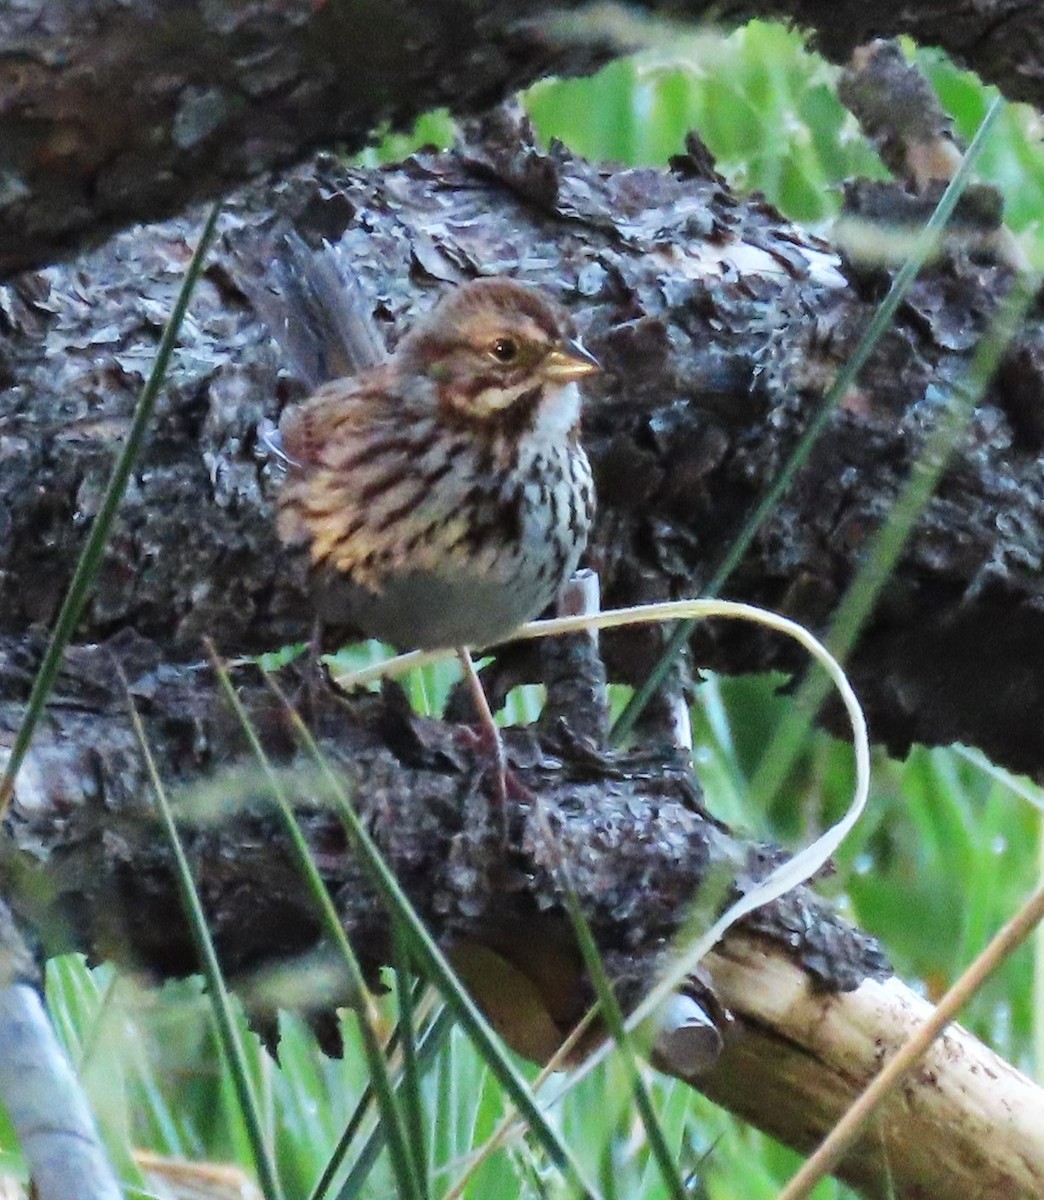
[
  {"x1": 0, "y1": 0, "x2": 615, "y2": 276},
  {"x1": 4, "y1": 3, "x2": 1044, "y2": 275},
  {"x1": 2, "y1": 123, "x2": 1042, "y2": 775}
]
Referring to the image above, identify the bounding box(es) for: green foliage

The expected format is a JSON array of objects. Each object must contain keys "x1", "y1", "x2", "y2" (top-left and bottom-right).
[
  {"x1": 693, "y1": 676, "x2": 1040, "y2": 1071},
  {"x1": 526, "y1": 24, "x2": 887, "y2": 224},
  {"x1": 30, "y1": 18, "x2": 1044, "y2": 1200},
  {"x1": 353, "y1": 111, "x2": 458, "y2": 170},
  {"x1": 918, "y1": 48, "x2": 1044, "y2": 250}
]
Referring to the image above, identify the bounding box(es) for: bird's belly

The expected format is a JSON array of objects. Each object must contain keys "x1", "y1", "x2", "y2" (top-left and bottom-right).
[
  {"x1": 308, "y1": 442, "x2": 593, "y2": 651},
  {"x1": 312, "y1": 562, "x2": 561, "y2": 651}
]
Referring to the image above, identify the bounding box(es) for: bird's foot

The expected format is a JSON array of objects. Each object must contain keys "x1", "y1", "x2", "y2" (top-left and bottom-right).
[
  {"x1": 455, "y1": 648, "x2": 530, "y2": 847},
  {"x1": 453, "y1": 722, "x2": 530, "y2": 849},
  {"x1": 289, "y1": 619, "x2": 337, "y2": 725}
]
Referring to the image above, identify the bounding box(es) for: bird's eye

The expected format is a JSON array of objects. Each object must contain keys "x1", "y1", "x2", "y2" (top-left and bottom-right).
[{"x1": 490, "y1": 337, "x2": 519, "y2": 363}]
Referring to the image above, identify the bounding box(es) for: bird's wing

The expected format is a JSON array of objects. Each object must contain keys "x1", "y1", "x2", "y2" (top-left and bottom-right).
[{"x1": 277, "y1": 370, "x2": 396, "y2": 468}]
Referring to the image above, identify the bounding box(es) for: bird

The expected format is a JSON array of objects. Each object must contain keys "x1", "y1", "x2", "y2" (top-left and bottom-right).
[{"x1": 274, "y1": 276, "x2": 600, "y2": 809}]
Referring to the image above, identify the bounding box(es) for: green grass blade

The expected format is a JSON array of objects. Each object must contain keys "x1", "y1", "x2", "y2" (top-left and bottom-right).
[
  {"x1": 122, "y1": 680, "x2": 286, "y2": 1200},
  {"x1": 208, "y1": 654, "x2": 425, "y2": 1200},
  {"x1": 540, "y1": 810, "x2": 689, "y2": 1200},
  {"x1": 328, "y1": 1006, "x2": 455, "y2": 1200},
  {"x1": 0, "y1": 202, "x2": 222, "y2": 814},
  {"x1": 609, "y1": 94, "x2": 1006, "y2": 745},
  {"x1": 263, "y1": 676, "x2": 604, "y2": 1200},
  {"x1": 748, "y1": 271, "x2": 1037, "y2": 809},
  {"x1": 307, "y1": 979, "x2": 437, "y2": 1200},
  {"x1": 393, "y1": 939, "x2": 430, "y2": 1200}
]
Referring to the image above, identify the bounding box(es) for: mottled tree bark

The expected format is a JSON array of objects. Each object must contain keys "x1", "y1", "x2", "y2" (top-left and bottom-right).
[
  {"x1": 3, "y1": 0, "x2": 1044, "y2": 275},
  {"x1": 4, "y1": 124, "x2": 1043, "y2": 776}
]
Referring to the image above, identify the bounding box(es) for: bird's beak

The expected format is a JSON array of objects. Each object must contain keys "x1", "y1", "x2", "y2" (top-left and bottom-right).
[{"x1": 545, "y1": 338, "x2": 601, "y2": 380}]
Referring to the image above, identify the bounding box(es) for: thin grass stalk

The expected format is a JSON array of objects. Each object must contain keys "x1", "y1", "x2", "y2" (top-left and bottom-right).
[
  {"x1": 437, "y1": 1005, "x2": 598, "y2": 1200},
  {"x1": 608, "y1": 94, "x2": 1006, "y2": 746},
  {"x1": 598, "y1": 1129, "x2": 619, "y2": 1200},
  {"x1": 307, "y1": 979, "x2": 436, "y2": 1200},
  {"x1": 208, "y1": 653, "x2": 425, "y2": 1200},
  {"x1": 67, "y1": 970, "x2": 120, "y2": 1075},
  {"x1": 1037, "y1": 819, "x2": 1044, "y2": 1083},
  {"x1": 776, "y1": 875, "x2": 1044, "y2": 1200},
  {"x1": 500, "y1": 603, "x2": 869, "y2": 1126},
  {"x1": 393, "y1": 938, "x2": 430, "y2": 1200},
  {"x1": 262, "y1": 675, "x2": 603, "y2": 1200},
  {"x1": 748, "y1": 271, "x2": 1036, "y2": 810},
  {"x1": 121, "y1": 679, "x2": 285, "y2": 1200},
  {"x1": 0, "y1": 202, "x2": 222, "y2": 815},
  {"x1": 532, "y1": 801, "x2": 689, "y2": 1200},
  {"x1": 328, "y1": 1007, "x2": 455, "y2": 1200}
]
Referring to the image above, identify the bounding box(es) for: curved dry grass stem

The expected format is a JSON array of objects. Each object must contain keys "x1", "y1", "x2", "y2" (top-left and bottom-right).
[
  {"x1": 334, "y1": 599, "x2": 872, "y2": 1045},
  {"x1": 439, "y1": 1005, "x2": 601, "y2": 1200},
  {"x1": 334, "y1": 602, "x2": 871, "y2": 962},
  {"x1": 775, "y1": 879, "x2": 1044, "y2": 1200},
  {"x1": 389, "y1": 598, "x2": 870, "y2": 1200},
  {"x1": 338, "y1": 600, "x2": 873, "y2": 907}
]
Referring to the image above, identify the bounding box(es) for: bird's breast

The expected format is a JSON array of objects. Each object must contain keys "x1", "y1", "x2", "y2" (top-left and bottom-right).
[{"x1": 280, "y1": 405, "x2": 593, "y2": 650}]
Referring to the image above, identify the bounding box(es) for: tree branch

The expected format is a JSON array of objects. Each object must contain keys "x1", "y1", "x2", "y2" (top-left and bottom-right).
[
  {"x1": 0, "y1": 905, "x2": 122, "y2": 1200},
  {"x1": 0, "y1": 0, "x2": 616, "y2": 276},
  {"x1": 4, "y1": 2, "x2": 1044, "y2": 275},
  {"x1": 0, "y1": 635, "x2": 898, "y2": 1191},
  {"x1": 700, "y1": 937, "x2": 1044, "y2": 1200}
]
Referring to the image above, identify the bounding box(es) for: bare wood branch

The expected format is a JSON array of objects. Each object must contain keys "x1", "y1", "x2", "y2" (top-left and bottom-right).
[
  {"x1": 0, "y1": 905, "x2": 121, "y2": 1200},
  {"x1": 699, "y1": 936, "x2": 1044, "y2": 1200}
]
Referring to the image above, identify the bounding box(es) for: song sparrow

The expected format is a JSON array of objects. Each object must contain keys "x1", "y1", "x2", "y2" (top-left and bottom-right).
[{"x1": 275, "y1": 277, "x2": 600, "y2": 656}]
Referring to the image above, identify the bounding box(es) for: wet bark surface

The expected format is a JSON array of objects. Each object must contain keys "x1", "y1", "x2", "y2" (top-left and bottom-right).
[{"x1": 0, "y1": 634, "x2": 888, "y2": 1051}]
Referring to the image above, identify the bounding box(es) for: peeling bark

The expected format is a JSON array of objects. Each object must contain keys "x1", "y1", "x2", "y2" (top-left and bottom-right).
[{"x1": 0, "y1": 639, "x2": 887, "y2": 1014}]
